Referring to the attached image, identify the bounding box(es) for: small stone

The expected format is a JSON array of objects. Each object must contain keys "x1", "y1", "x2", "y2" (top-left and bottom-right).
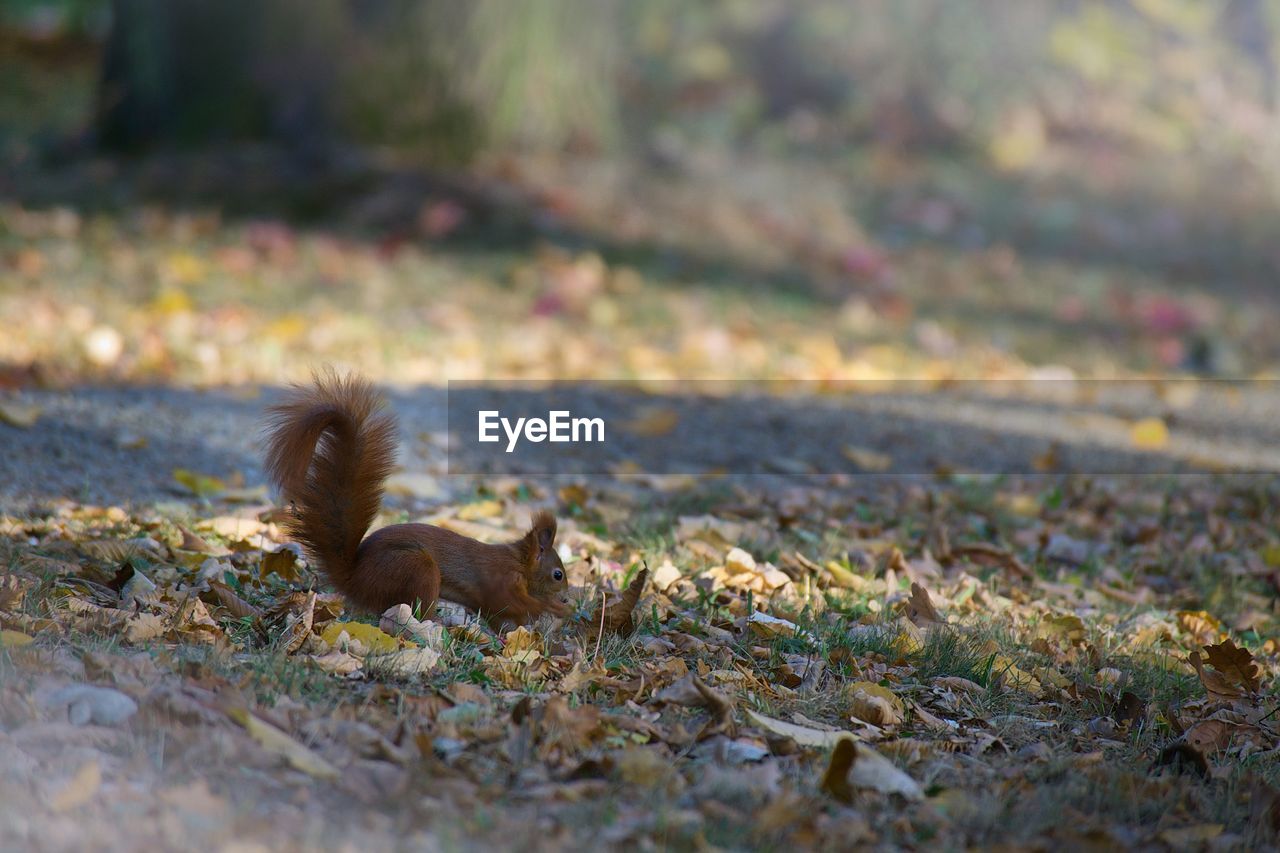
[{"x1": 44, "y1": 685, "x2": 138, "y2": 727}]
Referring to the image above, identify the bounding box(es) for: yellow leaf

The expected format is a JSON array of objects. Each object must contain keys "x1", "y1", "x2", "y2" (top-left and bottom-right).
[
  {"x1": 1261, "y1": 544, "x2": 1280, "y2": 569},
  {"x1": 1037, "y1": 614, "x2": 1086, "y2": 645},
  {"x1": 846, "y1": 681, "x2": 905, "y2": 727},
  {"x1": 1158, "y1": 824, "x2": 1223, "y2": 846},
  {"x1": 50, "y1": 761, "x2": 101, "y2": 812},
  {"x1": 173, "y1": 468, "x2": 226, "y2": 497},
  {"x1": 164, "y1": 252, "x2": 207, "y2": 285},
  {"x1": 227, "y1": 707, "x2": 339, "y2": 779},
  {"x1": 320, "y1": 621, "x2": 399, "y2": 654},
  {"x1": 893, "y1": 618, "x2": 924, "y2": 654},
  {"x1": 1177, "y1": 610, "x2": 1224, "y2": 645},
  {"x1": 992, "y1": 655, "x2": 1041, "y2": 693},
  {"x1": 1130, "y1": 418, "x2": 1169, "y2": 450},
  {"x1": 502, "y1": 626, "x2": 543, "y2": 656},
  {"x1": 0, "y1": 401, "x2": 41, "y2": 429},
  {"x1": 621, "y1": 406, "x2": 679, "y2": 437},
  {"x1": 841, "y1": 445, "x2": 893, "y2": 472},
  {"x1": 457, "y1": 500, "x2": 503, "y2": 521},
  {"x1": 0, "y1": 629, "x2": 34, "y2": 647},
  {"x1": 151, "y1": 287, "x2": 192, "y2": 315},
  {"x1": 1033, "y1": 666, "x2": 1072, "y2": 689},
  {"x1": 265, "y1": 314, "x2": 307, "y2": 343}
]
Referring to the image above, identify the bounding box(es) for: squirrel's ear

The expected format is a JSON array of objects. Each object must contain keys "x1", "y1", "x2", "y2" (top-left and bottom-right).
[{"x1": 530, "y1": 510, "x2": 557, "y2": 551}]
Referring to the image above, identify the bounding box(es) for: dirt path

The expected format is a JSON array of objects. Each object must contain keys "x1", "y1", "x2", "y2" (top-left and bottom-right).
[{"x1": 3, "y1": 380, "x2": 1279, "y2": 511}]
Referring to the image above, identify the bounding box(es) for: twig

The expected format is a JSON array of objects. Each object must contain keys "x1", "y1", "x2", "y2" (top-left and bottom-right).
[{"x1": 593, "y1": 589, "x2": 607, "y2": 662}]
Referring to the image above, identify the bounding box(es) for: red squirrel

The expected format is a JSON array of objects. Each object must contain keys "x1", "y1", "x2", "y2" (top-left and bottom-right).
[{"x1": 262, "y1": 370, "x2": 570, "y2": 627}]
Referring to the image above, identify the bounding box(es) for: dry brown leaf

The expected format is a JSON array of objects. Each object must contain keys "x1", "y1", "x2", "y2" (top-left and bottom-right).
[
  {"x1": 261, "y1": 548, "x2": 301, "y2": 582},
  {"x1": 951, "y1": 543, "x2": 1031, "y2": 578},
  {"x1": 1177, "y1": 610, "x2": 1225, "y2": 646},
  {"x1": 207, "y1": 579, "x2": 263, "y2": 620},
  {"x1": 847, "y1": 682, "x2": 905, "y2": 728},
  {"x1": 905, "y1": 582, "x2": 942, "y2": 627},
  {"x1": 177, "y1": 526, "x2": 218, "y2": 554},
  {"x1": 0, "y1": 574, "x2": 33, "y2": 609},
  {"x1": 278, "y1": 591, "x2": 316, "y2": 654},
  {"x1": 1187, "y1": 651, "x2": 1245, "y2": 701},
  {"x1": 820, "y1": 737, "x2": 857, "y2": 803},
  {"x1": 1203, "y1": 639, "x2": 1261, "y2": 694},
  {"x1": 586, "y1": 567, "x2": 648, "y2": 639},
  {"x1": 813, "y1": 733, "x2": 923, "y2": 800},
  {"x1": 1184, "y1": 719, "x2": 1235, "y2": 755}
]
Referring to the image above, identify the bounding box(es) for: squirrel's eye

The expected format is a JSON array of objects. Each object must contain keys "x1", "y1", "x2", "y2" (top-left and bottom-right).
[{"x1": 553, "y1": 569, "x2": 564, "y2": 581}]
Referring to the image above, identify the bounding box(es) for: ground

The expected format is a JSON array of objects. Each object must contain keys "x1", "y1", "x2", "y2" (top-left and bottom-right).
[{"x1": 2, "y1": 47, "x2": 1280, "y2": 853}]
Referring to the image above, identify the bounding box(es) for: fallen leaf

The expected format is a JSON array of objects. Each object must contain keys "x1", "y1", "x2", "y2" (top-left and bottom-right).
[
  {"x1": 817, "y1": 735, "x2": 923, "y2": 800},
  {"x1": 725, "y1": 547, "x2": 757, "y2": 575},
  {"x1": 1158, "y1": 824, "x2": 1223, "y2": 846},
  {"x1": 261, "y1": 548, "x2": 301, "y2": 582},
  {"x1": 1184, "y1": 719, "x2": 1234, "y2": 755},
  {"x1": 1188, "y1": 651, "x2": 1244, "y2": 701},
  {"x1": 177, "y1": 525, "x2": 218, "y2": 553},
  {"x1": 905, "y1": 582, "x2": 942, "y2": 626},
  {"x1": 820, "y1": 737, "x2": 857, "y2": 803},
  {"x1": 1177, "y1": 610, "x2": 1224, "y2": 646},
  {"x1": 173, "y1": 469, "x2": 226, "y2": 497},
  {"x1": 847, "y1": 682, "x2": 905, "y2": 727},
  {"x1": 622, "y1": 406, "x2": 679, "y2": 437},
  {"x1": 0, "y1": 400, "x2": 40, "y2": 428},
  {"x1": 746, "y1": 709, "x2": 849, "y2": 748},
  {"x1": 457, "y1": 499, "x2": 503, "y2": 521},
  {"x1": 1130, "y1": 417, "x2": 1169, "y2": 449},
  {"x1": 320, "y1": 620, "x2": 399, "y2": 655},
  {"x1": 50, "y1": 760, "x2": 101, "y2": 812},
  {"x1": 748, "y1": 611, "x2": 800, "y2": 639},
  {"x1": 1202, "y1": 639, "x2": 1261, "y2": 694},
  {"x1": 310, "y1": 649, "x2": 363, "y2": 676},
  {"x1": 0, "y1": 629, "x2": 34, "y2": 647},
  {"x1": 279, "y1": 591, "x2": 316, "y2": 654},
  {"x1": 368, "y1": 646, "x2": 442, "y2": 679},
  {"x1": 651, "y1": 559, "x2": 682, "y2": 592},
  {"x1": 584, "y1": 568, "x2": 648, "y2": 638},
  {"x1": 1037, "y1": 614, "x2": 1086, "y2": 645},
  {"x1": 841, "y1": 445, "x2": 892, "y2": 471},
  {"x1": 207, "y1": 579, "x2": 264, "y2": 620},
  {"x1": 227, "y1": 707, "x2": 339, "y2": 779}
]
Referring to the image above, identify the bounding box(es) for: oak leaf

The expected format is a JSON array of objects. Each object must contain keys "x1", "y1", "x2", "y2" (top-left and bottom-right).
[
  {"x1": 1203, "y1": 639, "x2": 1261, "y2": 694},
  {"x1": 905, "y1": 582, "x2": 943, "y2": 627}
]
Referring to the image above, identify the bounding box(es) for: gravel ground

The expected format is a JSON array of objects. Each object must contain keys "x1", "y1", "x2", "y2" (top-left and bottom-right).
[{"x1": 3, "y1": 380, "x2": 1279, "y2": 512}]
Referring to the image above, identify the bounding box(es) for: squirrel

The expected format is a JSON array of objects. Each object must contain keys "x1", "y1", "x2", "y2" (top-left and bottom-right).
[{"x1": 262, "y1": 370, "x2": 570, "y2": 628}]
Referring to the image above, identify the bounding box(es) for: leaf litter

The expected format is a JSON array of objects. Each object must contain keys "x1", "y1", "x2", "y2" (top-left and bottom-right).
[{"x1": 2, "y1": 452, "x2": 1280, "y2": 849}]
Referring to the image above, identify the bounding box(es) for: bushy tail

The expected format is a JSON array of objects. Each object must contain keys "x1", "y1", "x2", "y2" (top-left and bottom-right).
[{"x1": 262, "y1": 369, "x2": 398, "y2": 597}]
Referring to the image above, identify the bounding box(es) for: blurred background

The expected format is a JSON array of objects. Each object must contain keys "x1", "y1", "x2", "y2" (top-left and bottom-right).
[{"x1": 2, "y1": 0, "x2": 1279, "y2": 387}]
